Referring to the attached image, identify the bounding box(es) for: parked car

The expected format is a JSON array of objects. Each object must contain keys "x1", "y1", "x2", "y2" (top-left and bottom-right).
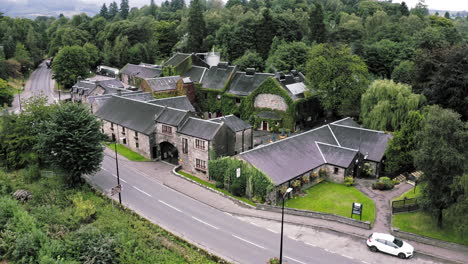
[{"x1": 367, "y1": 232, "x2": 414, "y2": 259}]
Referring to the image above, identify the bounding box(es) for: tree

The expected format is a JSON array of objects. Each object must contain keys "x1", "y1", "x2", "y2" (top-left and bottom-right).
[
  {"x1": 391, "y1": 60, "x2": 415, "y2": 84},
  {"x1": 411, "y1": 0, "x2": 428, "y2": 17},
  {"x1": 384, "y1": 111, "x2": 424, "y2": 175},
  {"x1": 52, "y1": 46, "x2": 90, "y2": 88},
  {"x1": 399, "y1": 2, "x2": 409, "y2": 16},
  {"x1": 128, "y1": 43, "x2": 149, "y2": 64},
  {"x1": 445, "y1": 174, "x2": 468, "y2": 239},
  {"x1": 444, "y1": 12, "x2": 450, "y2": 19},
  {"x1": 83, "y1": 43, "x2": 100, "y2": 69},
  {"x1": 363, "y1": 39, "x2": 413, "y2": 78},
  {"x1": 100, "y1": 4, "x2": 109, "y2": 19},
  {"x1": 255, "y1": 9, "x2": 274, "y2": 59},
  {"x1": 413, "y1": 45, "x2": 468, "y2": 120},
  {"x1": 187, "y1": 0, "x2": 206, "y2": 52},
  {"x1": 111, "y1": 35, "x2": 130, "y2": 68},
  {"x1": 109, "y1": 2, "x2": 119, "y2": 19},
  {"x1": 149, "y1": 0, "x2": 157, "y2": 17},
  {"x1": 308, "y1": 3, "x2": 326, "y2": 43},
  {"x1": 266, "y1": 41, "x2": 310, "y2": 73},
  {"x1": 233, "y1": 50, "x2": 264, "y2": 71},
  {"x1": 0, "y1": 78, "x2": 13, "y2": 107},
  {"x1": 413, "y1": 105, "x2": 468, "y2": 228},
  {"x1": 305, "y1": 44, "x2": 369, "y2": 117},
  {"x1": 361, "y1": 79, "x2": 426, "y2": 131},
  {"x1": 14, "y1": 43, "x2": 33, "y2": 73},
  {"x1": 120, "y1": 0, "x2": 130, "y2": 19},
  {"x1": 36, "y1": 103, "x2": 104, "y2": 186}
]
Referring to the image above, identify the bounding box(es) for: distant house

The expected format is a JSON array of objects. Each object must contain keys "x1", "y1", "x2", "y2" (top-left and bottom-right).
[
  {"x1": 239, "y1": 117, "x2": 392, "y2": 191},
  {"x1": 120, "y1": 63, "x2": 162, "y2": 87},
  {"x1": 71, "y1": 78, "x2": 132, "y2": 104},
  {"x1": 210, "y1": 115, "x2": 253, "y2": 154},
  {"x1": 163, "y1": 53, "x2": 209, "y2": 76},
  {"x1": 141, "y1": 76, "x2": 181, "y2": 95}
]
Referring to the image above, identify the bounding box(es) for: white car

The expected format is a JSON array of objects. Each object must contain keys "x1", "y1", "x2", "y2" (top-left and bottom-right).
[{"x1": 367, "y1": 232, "x2": 414, "y2": 259}]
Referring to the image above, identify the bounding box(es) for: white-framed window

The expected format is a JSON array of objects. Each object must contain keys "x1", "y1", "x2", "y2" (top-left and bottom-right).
[
  {"x1": 162, "y1": 125, "x2": 172, "y2": 134},
  {"x1": 195, "y1": 139, "x2": 206, "y2": 150},
  {"x1": 196, "y1": 159, "x2": 206, "y2": 170}
]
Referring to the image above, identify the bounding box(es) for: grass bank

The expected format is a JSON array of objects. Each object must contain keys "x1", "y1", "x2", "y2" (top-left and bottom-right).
[
  {"x1": 104, "y1": 142, "x2": 150, "y2": 162},
  {"x1": 0, "y1": 168, "x2": 223, "y2": 263},
  {"x1": 285, "y1": 181, "x2": 376, "y2": 223},
  {"x1": 178, "y1": 171, "x2": 256, "y2": 207},
  {"x1": 393, "y1": 185, "x2": 422, "y2": 201}
]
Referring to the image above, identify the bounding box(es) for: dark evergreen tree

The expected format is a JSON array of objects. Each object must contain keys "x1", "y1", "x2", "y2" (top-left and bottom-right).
[
  {"x1": 170, "y1": 0, "x2": 186, "y2": 11},
  {"x1": 444, "y1": 11, "x2": 450, "y2": 19},
  {"x1": 308, "y1": 3, "x2": 326, "y2": 43},
  {"x1": 109, "y1": 2, "x2": 119, "y2": 19},
  {"x1": 255, "y1": 9, "x2": 274, "y2": 59},
  {"x1": 149, "y1": 0, "x2": 157, "y2": 17},
  {"x1": 99, "y1": 3, "x2": 109, "y2": 19},
  {"x1": 248, "y1": 0, "x2": 259, "y2": 10},
  {"x1": 120, "y1": 0, "x2": 130, "y2": 19},
  {"x1": 187, "y1": 0, "x2": 206, "y2": 52},
  {"x1": 399, "y1": 2, "x2": 409, "y2": 16}
]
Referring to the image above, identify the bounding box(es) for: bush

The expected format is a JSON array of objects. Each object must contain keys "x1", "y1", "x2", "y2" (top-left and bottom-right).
[
  {"x1": 215, "y1": 181, "x2": 224, "y2": 189},
  {"x1": 344, "y1": 176, "x2": 354, "y2": 186},
  {"x1": 319, "y1": 168, "x2": 328, "y2": 178},
  {"x1": 291, "y1": 179, "x2": 301, "y2": 189},
  {"x1": 21, "y1": 164, "x2": 41, "y2": 183},
  {"x1": 268, "y1": 257, "x2": 280, "y2": 264},
  {"x1": 230, "y1": 181, "x2": 244, "y2": 197},
  {"x1": 372, "y1": 177, "x2": 395, "y2": 190},
  {"x1": 301, "y1": 175, "x2": 310, "y2": 184},
  {"x1": 71, "y1": 194, "x2": 96, "y2": 223}
]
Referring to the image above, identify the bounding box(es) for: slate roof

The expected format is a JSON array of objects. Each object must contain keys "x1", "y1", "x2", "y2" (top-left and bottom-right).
[
  {"x1": 276, "y1": 72, "x2": 307, "y2": 100},
  {"x1": 144, "y1": 76, "x2": 180, "y2": 92},
  {"x1": 227, "y1": 72, "x2": 274, "y2": 96},
  {"x1": 164, "y1": 53, "x2": 191, "y2": 67},
  {"x1": 95, "y1": 96, "x2": 164, "y2": 135},
  {"x1": 120, "y1": 64, "x2": 162, "y2": 79},
  {"x1": 210, "y1": 115, "x2": 252, "y2": 132},
  {"x1": 178, "y1": 117, "x2": 223, "y2": 140},
  {"x1": 332, "y1": 117, "x2": 361, "y2": 127},
  {"x1": 201, "y1": 63, "x2": 237, "y2": 90},
  {"x1": 155, "y1": 107, "x2": 190, "y2": 127},
  {"x1": 240, "y1": 117, "x2": 391, "y2": 185},
  {"x1": 148, "y1": 96, "x2": 196, "y2": 112},
  {"x1": 257, "y1": 111, "x2": 282, "y2": 120},
  {"x1": 181, "y1": 66, "x2": 207, "y2": 83},
  {"x1": 88, "y1": 92, "x2": 155, "y2": 112},
  {"x1": 97, "y1": 79, "x2": 125, "y2": 90}
]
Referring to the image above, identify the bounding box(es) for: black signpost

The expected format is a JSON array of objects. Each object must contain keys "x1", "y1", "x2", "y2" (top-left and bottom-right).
[{"x1": 351, "y1": 202, "x2": 363, "y2": 220}]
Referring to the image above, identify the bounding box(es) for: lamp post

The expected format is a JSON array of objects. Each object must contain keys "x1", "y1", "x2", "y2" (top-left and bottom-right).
[
  {"x1": 18, "y1": 89, "x2": 22, "y2": 112},
  {"x1": 114, "y1": 126, "x2": 123, "y2": 204},
  {"x1": 280, "y1": 187, "x2": 293, "y2": 264}
]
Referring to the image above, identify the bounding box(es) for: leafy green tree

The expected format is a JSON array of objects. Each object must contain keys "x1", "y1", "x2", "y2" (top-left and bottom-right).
[
  {"x1": 36, "y1": 103, "x2": 104, "y2": 186},
  {"x1": 445, "y1": 174, "x2": 468, "y2": 239},
  {"x1": 391, "y1": 60, "x2": 415, "y2": 84},
  {"x1": 413, "y1": 105, "x2": 468, "y2": 228},
  {"x1": 188, "y1": 0, "x2": 206, "y2": 52},
  {"x1": 305, "y1": 44, "x2": 369, "y2": 117},
  {"x1": 413, "y1": 45, "x2": 468, "y2": 120},
  {"x1": 400, "y1": 2, "x2": 409, "y2": 16},
  {"x1": 266, "y1": 41, "x2": 310, "y2": 73},
  {"x1": 361, "y1": 79, "x2": 425, "y2": 131},
  {"x1": 0, "y1": 78, "x2": 13, "y2": 107},
  {"x1": 109, "y1": 1, "x2": 119, "y2": 19},
  {"x1": 308, "y1": 3, "x2": 326, "y2": 43},
  {"x1": 149, "y1": 0, "x2": 157, "y2": 17},
  {"x1": 363, "y1": 39, "x2": 413, "y2": 78},
  {"x1": 52, "y1": 46, "x2": 90, "y2": 88},
  {"x1": 129, "y1": 43, "x2": 149, "y2": 64},
  {"x1": 233, "y1": 50, "x2": 264, "y2": 71},
  {"x1": 111, "y1": 35, "x2": 130, "y2": 68},
  {"x1": 384, "y1": 111, "x2": 424, "y2": 175},
  {"x1": 13, "y1": 43, "x2": 32, "y2": 73},
  {"x1": 444, "y1": 12, "x2": 450, "y2": 19},
  {"x1": 100, "y1": 3, "x2": 109, "y2": 19},
  {"x1": 411, "y1": 0, "x2": 429, "y2": 17},
  {"x1": 48, "y1": 27, "x2": 90, "y2": 56},
  {"x1": 120, "y1": 0, "x2": 130, "y2": 19},
  {"x1": 83, "y1": 43, "x2": 100, "y2": 69},
  {"x1": 255, "y1": 9, "x2": 274, "y2": 59},
  {"x1": 248, "y1": 0, "x2": 259, "y2": 10}
]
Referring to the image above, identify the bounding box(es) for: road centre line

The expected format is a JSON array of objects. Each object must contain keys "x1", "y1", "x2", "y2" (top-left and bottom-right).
[
  {"x1": 192, "y1": 216, "x2": 219, "y2": 230},
  {"x1": 133, "y1": 186, "x2": 152, "y2": 197},
  {"x1": 285, "y1": 256, "x2": 308, "y2": 264},
  {"x1": 159, "y1": 200, "x2": 183, "y2": 212},
  {"x1": 112, "y1": 174, "x2": 127, "y2": 183},
  {"x1": 342, "y1": 254, "x2": 354, "y2": 260},
  {"x1": 231, "y1": 234, "x2": 265, "y2": 249},
  {"x1": 305, "y1": 242, "x2": 315, "y2": 247},
  {"x1": 267, "y1": 228, "x2": 279, "y2": 234}
]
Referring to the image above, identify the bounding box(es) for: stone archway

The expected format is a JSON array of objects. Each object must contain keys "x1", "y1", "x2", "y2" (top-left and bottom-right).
[{"x1": 160, "y1": 141, "x2": 179, "y2": 165}]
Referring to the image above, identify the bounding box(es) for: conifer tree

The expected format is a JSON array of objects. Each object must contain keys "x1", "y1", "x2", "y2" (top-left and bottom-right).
[
  {"x1": 149, "y1": 0, "x2": 157, "y2": 17},
  {"x1": 120, "y1": 0, "x2": 130, "y2": 19},
  {"x1": 187, "y1": 0, "x2": 206, "y2": 52},
  {"x1": 444, "y1": 11, "x2": 450, "y2": 19},
  {"x1": 100, "y1": 3, "x2": 109, "y2": 19},
  {"x1": 309, "y1": 3, "x2": 326, "y2": 43},
  {"x1": 256, "y1": 9, "x2": 274, "y2": 59},
  {"x1": 109, "y1": 2, "x2": 119, "y2": 19}
]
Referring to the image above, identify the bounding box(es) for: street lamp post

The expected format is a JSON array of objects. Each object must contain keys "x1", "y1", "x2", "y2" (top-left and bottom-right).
[
  {"x1": 280, "y1": 187, "x2": 293, "y2": 264},
  {"x1": 114, "y1": 126, "x2": 123, "y2": 204},
  {"x1": 18, "y1": 89, "x2": 22, "y2": 112}
]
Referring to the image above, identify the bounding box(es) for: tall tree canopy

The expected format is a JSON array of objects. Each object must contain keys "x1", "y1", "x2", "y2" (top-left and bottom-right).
[
  {"x1": 187, "y1": 0, "x2": 206, "y2": 52},
  {"x1": 413, "y1": 105, "x2": 468, "y2": 228},
  {"x1": 120, "y1": 0, "x2": 130, "y2": 19},
  {"x1": 51, "y1": 46, "x2": 90, "y2": 88},
  {"x1": 308, "y1": 3, "x2": 326, "y2": 43},
  {"x1": 360, "y1": 79, "x2": 426, "y2": 131},
  {"x1": 305, "y1": 44, "x2": 369, "y2": 117}
]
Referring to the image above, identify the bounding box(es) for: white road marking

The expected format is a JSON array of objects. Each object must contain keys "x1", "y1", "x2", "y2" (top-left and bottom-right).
[
  {"x1": 250, "y1": 222, "x2": 260, "y2": 227},
  {"x1": 362, "y1": 261, "x2": 371, "y2": 264},
  {"x1": 192, "y1": 216, "x2": 219, "y2": 230},
  {"x1": 305, "y1": 242, "x2": 315, "y2": 247},
  {"x1": 101, "y1": 167, "x2": 108, "y2": 171},
  {"x1": 285, "y1": 256, "x2": 308, "y2": 264},
  {"x1": 267, "y1": 228, "x2": 279, "y2": 234},
  {"x1": 342, "y1": 255, "x2": 354, "y2": 260},
  {"x1": 288, "y1": 236, "x2": 298, "y2": 240},
  {"x1": 232, "y1": 235, "x2": 265, "y2": 249},
  {"x1": 159, "y1": 200, "x2": 182, "y2": 212},
  {"x1": 112, "y1": 174, "x2": 127, "y2": 183},
  {"x1": 224, "y1": 212, "x2": 232, "y2": 217},
  {"x1": 133, "y1": 186, "x2": 152, "y2": 197}
]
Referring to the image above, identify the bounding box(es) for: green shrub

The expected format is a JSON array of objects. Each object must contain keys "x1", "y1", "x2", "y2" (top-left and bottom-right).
[
  {"x1": 230, "y1": 181, "x2": 244, "y2": 197},
  {"x1": 268, "y1": 257, "x2": 280, "y2": 264},
  {"x1": 319, "y1": 168, "x2": 328, "y2": 178},
  {"x1": 215, "y1": 181, "x2": 224, "y2": 189},
  {"x1": 344, "y1": 176, "x2": 354, "y2": 186},
  {"x1": 21, "y1": 164, "x2": 41, "y2": 183},
  {"x1": 301, "y1": 175, "x2": 310, "y2": 184},
  {"x1": 372, "y1": 177, "x2": 395, "y2": 190},
  {"x1": 71, "y1": 194, "x2": 96, "y2": 223}
]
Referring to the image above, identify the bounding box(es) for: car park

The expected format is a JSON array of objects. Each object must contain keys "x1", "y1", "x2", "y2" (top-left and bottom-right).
[{"x1": 367, "y1": 232, "x2": 414, "y2": 259}]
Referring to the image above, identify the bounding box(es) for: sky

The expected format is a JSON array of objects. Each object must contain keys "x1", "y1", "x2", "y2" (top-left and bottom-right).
[{"x1": 392, "y1": 0, "x2": 468, "y2": 11}]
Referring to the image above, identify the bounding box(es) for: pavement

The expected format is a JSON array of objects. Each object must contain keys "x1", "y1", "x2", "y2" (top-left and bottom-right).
[{"x1": 98, "y1": 147, "x2": 467, "y2": 264}]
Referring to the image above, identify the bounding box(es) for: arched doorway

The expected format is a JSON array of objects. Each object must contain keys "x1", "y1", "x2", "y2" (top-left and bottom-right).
[{"x1": 160, "y1": 142, "x2": 178, "y2": 165}]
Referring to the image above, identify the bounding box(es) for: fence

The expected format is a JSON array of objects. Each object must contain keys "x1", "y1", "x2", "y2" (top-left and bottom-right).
[{"x1": 392, "y1": 198, "x2": 420, "y2": 214}]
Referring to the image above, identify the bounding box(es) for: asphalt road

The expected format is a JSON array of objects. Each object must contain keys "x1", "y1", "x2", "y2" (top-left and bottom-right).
[{"x1": 88, "y1": 155, "x2": 362, "y2": 264}]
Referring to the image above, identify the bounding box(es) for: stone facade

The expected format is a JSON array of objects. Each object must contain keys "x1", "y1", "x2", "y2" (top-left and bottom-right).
[
  {"x1": 178, "y1": 135, "x2": 211, "y2": 178},
  {"x1": 234, "y1": 129, "x2": 253, "y2": 154},
  {"x1": 254, "y1": 93, "x2": 288, "y2": 111}
]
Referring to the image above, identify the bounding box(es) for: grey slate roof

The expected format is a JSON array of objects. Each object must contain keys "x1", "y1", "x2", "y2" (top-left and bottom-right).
[
  {"x1": 181, "y1": 66, "x2": 207, "y2": 83},
  {"x1": 332, "y1": 117, "x2": 361, "y2": 127},
  {"x1": 178, "y1": 117, "x2": 223, "y2": 140},
  {"x1": 120, "y1": 64, "x2": 162, "y2": 79},
  {"x1": 210, "y1": 115, "x2": 252, "y2": 132},
  {"x1": 201, "y1": 64, "x2": 237, "y2": 90},
  {"x1": 148, "y1": 96, "x2": 196, "y2": 112},
  {"x1": 257, "y1": 111, "x2": 281, "y2": 120},
  {"x1": 144, "y1": 76, "x2": 180, "y2": 92},
  {"x1": 97, "y1": 79, "x2": 125, "y2": 90},
  {"x1": 227, "y1": 72, "x2": 274, "y2": 96},
  {"x1": 155, "y1": 107, "x2": 190, "y2": 127},
  {"x1": 164, "y1": 53, "x2": 191, "y2": 67},
  {"x1": 240, "y1": 117, "x2": 391, "y2": 185},
  {"x1": 95, "y1": 96, "x2": 164, "y2": 135}
]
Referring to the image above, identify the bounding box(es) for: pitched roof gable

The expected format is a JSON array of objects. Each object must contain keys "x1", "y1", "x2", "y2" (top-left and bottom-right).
[
  {"x1": 227, "y1": 72, "x2": 274, "y2": 96},
  {"x1": 120, "y1": 64, "x2": 162, "y2": 79},
  {"x1": 178, "y1": 117, "x2": 223, "y2": 140},
  {"x1": 210, "y1": 115, "x2": 252, "y2": 132},
  {"x1": 148, "y1": 96, "x2": 196, "y2": 112},
  {"x1": 201, "y1": 64, "x2": 237, "y2": 90},
  {"x1": 144, "y1": 76, "x2": 180, "y2": 92}
]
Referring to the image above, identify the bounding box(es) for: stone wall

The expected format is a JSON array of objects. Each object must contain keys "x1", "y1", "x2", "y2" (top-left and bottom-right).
[
  {"x1": 155, "y1": 123, "x2": 178, "y2": 147},
  {"x1": 257, "y1": 204, "x2": 372, "y2": 229},
  {"x1": 391, "y1": 228, "x2": 468, "y2": 252},
  {"x1": 234, "y1": 128, "x2": 253, "y2": 154},
  {"x1": 254, "y1": 93, "x2": 288, "y2": 111},
  {"x1": 325, "y1": 164, "x2": 346, "y2": 183},
  {"x1": 178, "y1": 135, "x2": 210, "y2": 178}
]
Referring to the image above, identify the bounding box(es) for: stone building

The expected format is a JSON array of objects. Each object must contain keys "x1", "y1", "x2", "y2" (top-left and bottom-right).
[
  {"x1": 210, "y1": 115, "x2": 253, "y2": 154},
  {"x1": 120, "y1": 63, "x2": 162, "y2": 87},
  {"x1": 71, "y1": 78, "x2": 130, "y2": 103}
]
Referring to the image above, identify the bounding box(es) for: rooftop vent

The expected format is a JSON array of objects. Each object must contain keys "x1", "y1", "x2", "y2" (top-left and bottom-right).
[
  {"x1": 245, "y1": 68, "x2": 256, "y2": 76},
  {"x1": 218, "y1": 62, "x2": 229, "y2": 69}
]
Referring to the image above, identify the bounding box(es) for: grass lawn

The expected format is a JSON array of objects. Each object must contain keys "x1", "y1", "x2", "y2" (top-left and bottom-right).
[
  {"x1": 104, "y1": 142, "x2": 150, "y2": 162},
  {"x1": 393, "y1": 211, "x2": 468, "y2": 245},
  {"x1": 178, "y1": 171, "x2": 256, "y2": 207},
  {"x1": 393, "y1": 185, "x2": 422, "y2": 201},
  {"x1": 285, "y1": 181, "x2": 376, "y2": 223}
]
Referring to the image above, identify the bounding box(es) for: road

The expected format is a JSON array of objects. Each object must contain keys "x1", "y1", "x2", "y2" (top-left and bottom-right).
[
  {"x1": 10, "y1": 60, "x2": 68, "y2": 113},
  {"x1": 88, "y1": 155, "x2": 362, "y2": 264}
]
